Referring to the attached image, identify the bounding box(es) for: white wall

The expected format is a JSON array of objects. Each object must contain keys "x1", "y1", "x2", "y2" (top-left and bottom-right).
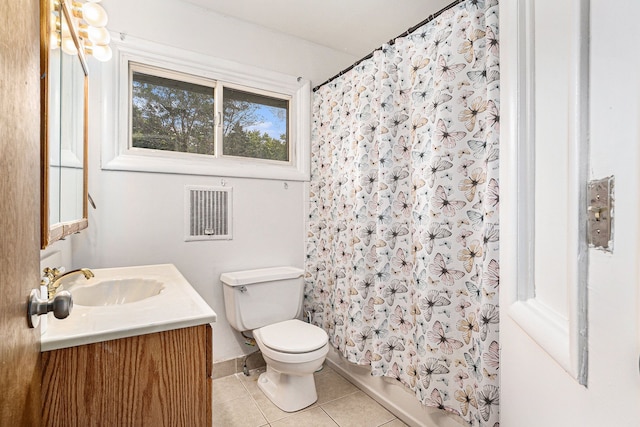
[
  {"x1": 70, "y1": 0, "x2": 358, "y2": 361},
  {"x1": 100, "y1": 0, "x2": 358, "y2": 86},
  {"x1": 500, "y1": 1, "x2": 640, "y2": 425}
]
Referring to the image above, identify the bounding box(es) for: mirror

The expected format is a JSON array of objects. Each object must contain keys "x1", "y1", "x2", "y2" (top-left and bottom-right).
[{"x1": 41, "y1": 0, "x2": 89, "y2": 248}]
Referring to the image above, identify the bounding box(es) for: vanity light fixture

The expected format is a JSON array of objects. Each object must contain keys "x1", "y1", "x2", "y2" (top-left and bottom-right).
[{"x1": 52, "y1": 0, "x2": 113, "y2": 62}]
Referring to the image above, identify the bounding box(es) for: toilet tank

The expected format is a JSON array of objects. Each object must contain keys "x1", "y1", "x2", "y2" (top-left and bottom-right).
[{"x1": 220, "y1": 266, "x2": 305, "y2": 331}]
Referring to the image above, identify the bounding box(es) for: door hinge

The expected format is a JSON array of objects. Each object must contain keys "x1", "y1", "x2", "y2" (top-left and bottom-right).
[{"x1": 587, "y1": 176, "x2": 614, "y2": 251}]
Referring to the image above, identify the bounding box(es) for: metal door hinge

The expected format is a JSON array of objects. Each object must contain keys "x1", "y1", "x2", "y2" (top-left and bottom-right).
[{"x1": 587, "y1": 176, "x2": 614, "y2": 251}]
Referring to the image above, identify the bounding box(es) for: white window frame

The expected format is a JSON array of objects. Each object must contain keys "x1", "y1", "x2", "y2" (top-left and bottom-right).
[{"x1": 101, "y1": 35, "x2": 311, "y2": 181}]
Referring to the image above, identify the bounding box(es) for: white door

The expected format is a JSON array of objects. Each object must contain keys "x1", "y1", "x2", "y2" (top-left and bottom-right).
[{"x1": 500, "y1": 0, "x2": 640, "y2": 426}]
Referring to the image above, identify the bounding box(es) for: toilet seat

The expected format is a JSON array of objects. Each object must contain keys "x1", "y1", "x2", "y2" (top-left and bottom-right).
[
  {"x1": 254, "y1": 332, "x2": 329, "y2": 365},
  {"x1": 255, "y1": 319, "x2": 328, "y2": 353}
]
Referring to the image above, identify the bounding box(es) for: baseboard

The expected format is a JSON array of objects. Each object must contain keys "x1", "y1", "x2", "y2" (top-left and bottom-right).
[{"x1": 212, "y1": 351, "x2": 265, "y2": 379}]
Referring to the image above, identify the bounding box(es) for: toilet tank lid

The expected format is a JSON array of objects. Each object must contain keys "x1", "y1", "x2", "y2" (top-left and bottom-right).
[{"x1": 220, "y1": 266, "x2": 304, "y2": 286}]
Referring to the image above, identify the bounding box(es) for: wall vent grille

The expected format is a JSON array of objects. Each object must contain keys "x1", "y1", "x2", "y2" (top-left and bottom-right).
[{"x1": 185, "y1": 185, "x2": 232, "y2": 241}]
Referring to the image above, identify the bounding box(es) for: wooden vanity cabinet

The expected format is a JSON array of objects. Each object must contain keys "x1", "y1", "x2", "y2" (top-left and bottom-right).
[{"x1": 42, "y1": 324, "x2": 212, "y2": 427}]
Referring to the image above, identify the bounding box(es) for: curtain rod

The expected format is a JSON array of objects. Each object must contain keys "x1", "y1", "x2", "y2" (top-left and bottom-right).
[{"x1": 312, "y1": 0, "x2": 466, "y2": 92}]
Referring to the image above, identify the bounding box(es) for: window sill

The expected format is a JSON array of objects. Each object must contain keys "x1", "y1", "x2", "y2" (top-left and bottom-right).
[{"x1": 102, "y1": 149, "x2": 309, "y2": 181}]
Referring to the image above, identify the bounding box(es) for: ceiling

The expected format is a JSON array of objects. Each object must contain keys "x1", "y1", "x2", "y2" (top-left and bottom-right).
[{"x1": 181, "y1": 0, "x2": 454, "y2": 59}]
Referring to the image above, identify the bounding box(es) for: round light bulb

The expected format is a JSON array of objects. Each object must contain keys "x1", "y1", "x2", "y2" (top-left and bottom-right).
[
  {"x1": 61, "y1": 37, "x2": 78, "y2": 55},
  {"x1": 87, "y1": 26, "x2": 110, "y2": 45},
  {"x1": 91, "y1": 44, "x2": 112, "y2": 62},
  {"x1": 82, "y1": 3, "x2": 108, "y2": 27}
]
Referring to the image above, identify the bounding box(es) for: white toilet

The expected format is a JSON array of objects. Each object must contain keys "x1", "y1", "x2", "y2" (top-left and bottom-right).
[{"x1": 221, "y1": 266, "x2": 329, "y2": 412}]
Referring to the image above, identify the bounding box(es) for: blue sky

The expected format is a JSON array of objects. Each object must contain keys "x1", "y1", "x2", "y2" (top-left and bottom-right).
[{"x1": 246, "y1": 105, "x2": 287, "y2": 139}]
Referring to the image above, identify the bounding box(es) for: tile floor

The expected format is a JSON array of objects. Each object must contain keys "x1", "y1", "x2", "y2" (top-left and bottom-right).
[{"x1": 212, "y1": 364, "x2": 408, "y2": 427}]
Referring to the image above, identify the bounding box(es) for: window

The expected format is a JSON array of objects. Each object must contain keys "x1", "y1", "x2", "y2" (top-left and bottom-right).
[
  {"x1": 103, "y1": 38, "x2": 310, "y2": 181},
  {"x1": 222, "y1": 87, "x2": 289, "y2": 162},
  {"x1": 132, "y1": 70, "x2": 216, "y2": 155},
  {"x1": 130, "y1": 64, "x2": 292, "y2": 164}
]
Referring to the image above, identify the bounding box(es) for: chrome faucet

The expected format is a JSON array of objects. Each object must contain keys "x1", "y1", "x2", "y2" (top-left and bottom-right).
[{"x1": 42, "y1": 267, "x2": 94, "y2": 299}]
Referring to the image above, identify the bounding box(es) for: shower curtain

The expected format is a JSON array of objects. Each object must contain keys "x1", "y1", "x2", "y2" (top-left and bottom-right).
[{"x1": 305, "y1": 1, "x2": 499, "y2": 426}]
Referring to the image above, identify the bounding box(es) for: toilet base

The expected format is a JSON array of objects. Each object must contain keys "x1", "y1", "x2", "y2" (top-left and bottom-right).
[{"x1": 257, "y1": 365, "x2": 318, "y2": 412}]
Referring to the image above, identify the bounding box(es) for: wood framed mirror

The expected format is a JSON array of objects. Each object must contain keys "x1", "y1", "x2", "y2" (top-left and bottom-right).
[{"x1": 40, "y1": 0, "x2": 89, "y2": 249}]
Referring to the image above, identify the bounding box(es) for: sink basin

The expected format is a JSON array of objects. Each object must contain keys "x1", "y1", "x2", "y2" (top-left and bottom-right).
[{"x1": 70, "y1": 278, "x2": 165, "y2": 306}]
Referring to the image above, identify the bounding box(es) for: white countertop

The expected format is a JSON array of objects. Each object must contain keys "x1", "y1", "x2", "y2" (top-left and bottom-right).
[{"x1": 41, "y1": 264, "x2": 217, "y2": 352}]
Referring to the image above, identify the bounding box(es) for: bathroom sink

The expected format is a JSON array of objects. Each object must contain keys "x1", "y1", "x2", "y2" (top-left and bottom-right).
[
  {"x1": 70, "y1": 278, "x2": 165, "y2": 306},
  {"x1": 41, "y1": 264, "x2": 217, "y2": 351}
]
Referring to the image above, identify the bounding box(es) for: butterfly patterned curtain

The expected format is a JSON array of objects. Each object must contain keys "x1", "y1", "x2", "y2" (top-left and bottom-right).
[{"x1": 305, "y1": 1, "x2": 499, "y2": 426}]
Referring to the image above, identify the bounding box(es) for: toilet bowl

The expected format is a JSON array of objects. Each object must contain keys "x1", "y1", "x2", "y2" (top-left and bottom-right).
[
  {"x1": 253, "y1": 319, "x2": 329, "y2": 412},
  {"x1": 220, "y1": 267, "x2": 329, "y2": 412}
]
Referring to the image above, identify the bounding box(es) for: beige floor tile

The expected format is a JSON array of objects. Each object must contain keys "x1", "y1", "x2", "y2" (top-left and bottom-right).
[
  {"x1": 213, "y1": 374, "x2": 250, "y2": 404},
  {"x1": 213, "y1": 396, "x2": 268, "y2": 427},
  {"x1": 215, "y1": 364, "x2": 401, "y2": 427},
  {"x1": 237, "y1": 369, "x2": 270, "y2": 401},
  {"x1": 248, "y1": 384, "x2": 293, "y2": 423},
  {"x1": 321, "y1": 391, "x2": 396, "y2": 427},
  {"x1": 237, "y1": 368, "x2": 264, "y2": 384},
  {"x1": 380, "y1": 419, "x2": 409, "y2": 427},
  {"x1": 315, "y1": 369, "x2": 359, "y2": 404},
  {"x1": 315, "y1": 364, "x2": 334, "y2": 375},
  {"x1": 271, "y1": 407, "x2": 339, "y2": 427}
]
